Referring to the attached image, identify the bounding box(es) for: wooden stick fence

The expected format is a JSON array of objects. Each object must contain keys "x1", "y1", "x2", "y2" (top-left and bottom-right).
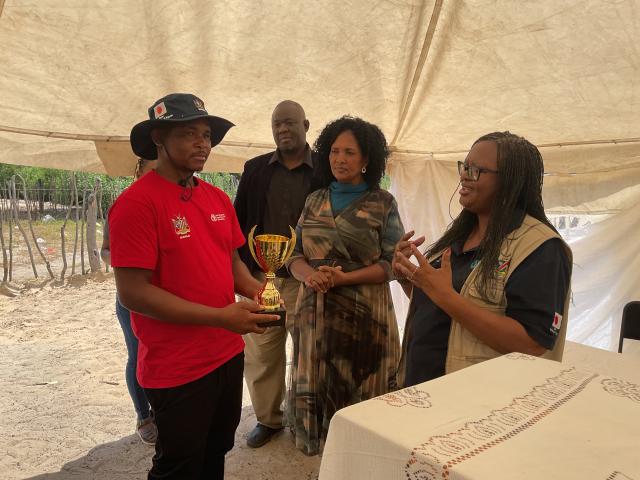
[
  {"x1": 0, "y1": 171, "x2": 238, "y2": 286},
  {"x1": 0, "y1": 174, "x2": 115, "y2": 285}
]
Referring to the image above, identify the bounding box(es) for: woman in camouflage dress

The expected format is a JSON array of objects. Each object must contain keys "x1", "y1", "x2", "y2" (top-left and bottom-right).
[{"x1": 286, "y1": 116, "x2": 405, "y2": 455}]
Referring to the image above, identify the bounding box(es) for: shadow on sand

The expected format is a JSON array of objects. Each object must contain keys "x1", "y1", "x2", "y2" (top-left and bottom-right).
[
  {"x1": 23, "y1": 406, "x2": 320, "y2": 480},
  {"x1": 24, "y1": 434, "x2": 150, "y2": 480}
]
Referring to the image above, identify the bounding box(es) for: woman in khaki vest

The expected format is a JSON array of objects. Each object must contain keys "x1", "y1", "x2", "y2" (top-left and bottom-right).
[{"x1": 393, "y1": 131, "x2": 572, "y2": 387}]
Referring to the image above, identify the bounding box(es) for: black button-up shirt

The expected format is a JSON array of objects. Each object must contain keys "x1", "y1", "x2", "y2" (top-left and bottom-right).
[{"x1": 262, "y1": 147, "x2": 314, "y2": 238}]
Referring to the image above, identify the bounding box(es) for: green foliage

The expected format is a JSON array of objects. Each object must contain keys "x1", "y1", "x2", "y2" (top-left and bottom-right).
[
  {"x1": 197, "y1": 172, "x2": 240, "y2": 199},
  {"x1": 380, "y1": 174, "x2": 391, "y2": 191},
  {"x1": 0, "y1": 164, "x2": 242, "y2": 211},
  {"x1": 0, "y1": 163, "x2": 132, "y2": 216}
]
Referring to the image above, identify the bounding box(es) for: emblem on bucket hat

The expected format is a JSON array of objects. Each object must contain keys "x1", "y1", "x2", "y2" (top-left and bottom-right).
[
  {"x1": 193, "y1": 97, "x2": 206, "y2": 112},
  {"x1": 153, "y1": 102, "x2": 168, "y2": 119},
  {"x1": 130, "y1": 93, "x2": 234, "y2": 160}
]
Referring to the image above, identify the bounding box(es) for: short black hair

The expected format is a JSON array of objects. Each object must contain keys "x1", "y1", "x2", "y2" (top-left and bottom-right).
[{"x1": 313, "y1": 116, "x2": 389, "y2": 189}]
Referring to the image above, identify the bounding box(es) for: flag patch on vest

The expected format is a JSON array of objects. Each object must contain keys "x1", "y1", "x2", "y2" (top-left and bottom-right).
[{"x1": 550, "y1": 312, "x2": 562, "y2": 335}]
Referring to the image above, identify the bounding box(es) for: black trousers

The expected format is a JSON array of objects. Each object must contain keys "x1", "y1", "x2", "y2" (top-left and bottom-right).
[{"x1": 144, "y1": 353, "x2": 244, "y2": 480}]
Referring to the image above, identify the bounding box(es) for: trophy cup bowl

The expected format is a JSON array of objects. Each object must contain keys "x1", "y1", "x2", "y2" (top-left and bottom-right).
[{"x1": 248, "y1": 225, "x2": 297, "y2": 327}]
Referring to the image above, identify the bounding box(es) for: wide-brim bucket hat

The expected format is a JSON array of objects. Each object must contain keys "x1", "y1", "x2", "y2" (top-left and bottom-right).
[{"x1": 130, "y1": 93, "x2": 234, "y2": 160}]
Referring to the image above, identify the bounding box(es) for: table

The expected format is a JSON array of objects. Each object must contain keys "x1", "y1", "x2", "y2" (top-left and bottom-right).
[
  {"x1": 564, "y1": 340, "x2": 640, "y2": 377},
  {"x1": 623, "y1": 339, "x2": 640, "y2": 357},
  {"x1": 319, "y1": 345, "x2": 640, "y2": 480}
]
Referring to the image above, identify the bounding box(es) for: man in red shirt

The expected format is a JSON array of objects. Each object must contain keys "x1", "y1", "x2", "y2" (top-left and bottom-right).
[{"x1": 109, "y1": 93, "x2": 279, "y2": 480}]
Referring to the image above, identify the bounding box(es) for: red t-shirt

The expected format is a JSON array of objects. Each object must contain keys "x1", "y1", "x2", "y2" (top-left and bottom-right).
[{"x1": 109, "y1": 171, "x2": 245, "y2": 388}]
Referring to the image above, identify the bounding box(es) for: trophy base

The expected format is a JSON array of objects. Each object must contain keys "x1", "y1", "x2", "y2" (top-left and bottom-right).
[{"x1": 256, "y1": 307, "x2": 286, "y2": 328}]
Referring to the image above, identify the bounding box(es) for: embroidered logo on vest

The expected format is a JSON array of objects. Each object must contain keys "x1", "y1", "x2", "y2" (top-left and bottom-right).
[{"x1": 495, "y1": 259, "x2": 510, "y2": 278}]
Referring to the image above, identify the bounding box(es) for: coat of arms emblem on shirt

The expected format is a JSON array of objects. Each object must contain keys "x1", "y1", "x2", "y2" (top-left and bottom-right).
[{"x1": 172, "y1": 215, "x2": 191, "y2": 239}]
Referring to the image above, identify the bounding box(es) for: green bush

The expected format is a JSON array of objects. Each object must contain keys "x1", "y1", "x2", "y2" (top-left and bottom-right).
[{"x1": 0, "y1": 164, "x2": 241, "y2": 215}]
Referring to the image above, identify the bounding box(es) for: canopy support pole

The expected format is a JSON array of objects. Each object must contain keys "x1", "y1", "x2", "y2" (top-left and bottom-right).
[{"x1": 390, "y1": 0, "x2": 444, "y2": 146}]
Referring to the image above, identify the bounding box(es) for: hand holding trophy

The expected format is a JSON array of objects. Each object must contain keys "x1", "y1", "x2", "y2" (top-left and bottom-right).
[{"x1": 247, "y1": 225, "x2": 297, "y2": 327}]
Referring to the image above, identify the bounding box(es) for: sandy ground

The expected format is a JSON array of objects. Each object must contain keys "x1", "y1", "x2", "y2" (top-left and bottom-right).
[{"x1": 0, "y1": 275, "x2": 320, "y2": 480}]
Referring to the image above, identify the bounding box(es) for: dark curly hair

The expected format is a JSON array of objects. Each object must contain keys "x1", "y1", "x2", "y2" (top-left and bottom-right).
[
  {"x1": 313, "y1": 116, "x2": 389, "y2": 189},
  {"x1": 426, "y1": 131, "x2": 556, "y2": 302}
]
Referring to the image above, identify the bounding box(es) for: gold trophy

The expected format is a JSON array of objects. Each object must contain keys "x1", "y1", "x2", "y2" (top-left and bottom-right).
[{"x1": 248, "y1": 225, "x2": 297, "y2": 327}]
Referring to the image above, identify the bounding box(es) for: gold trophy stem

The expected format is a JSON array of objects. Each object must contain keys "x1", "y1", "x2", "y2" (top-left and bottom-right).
[{"x1": 259, "y1": 272, "x2": 280, "y2": 311}]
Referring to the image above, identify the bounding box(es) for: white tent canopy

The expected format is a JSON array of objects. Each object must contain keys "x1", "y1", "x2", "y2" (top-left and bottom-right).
[
  {"x1": 1, "y1": 0, "x2": 639, "y2": 349},
  {"x1": 1, "y1": 0, "x2": 638, "y2": 174}
]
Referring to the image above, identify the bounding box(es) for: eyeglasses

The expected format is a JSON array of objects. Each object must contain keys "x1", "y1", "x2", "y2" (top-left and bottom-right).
[{"x1": 457, "y1": 161, "x2": 499, "y2": 182}]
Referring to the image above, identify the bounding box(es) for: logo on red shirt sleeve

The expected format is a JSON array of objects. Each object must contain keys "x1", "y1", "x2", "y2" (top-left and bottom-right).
[{"x1": 171, "y1": 215, "x2": 191, "y2": 239}]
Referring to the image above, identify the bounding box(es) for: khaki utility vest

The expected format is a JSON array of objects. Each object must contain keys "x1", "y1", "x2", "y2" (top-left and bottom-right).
[{"x1": 398, "y1": 215, "x2": 572, "y2": 385}]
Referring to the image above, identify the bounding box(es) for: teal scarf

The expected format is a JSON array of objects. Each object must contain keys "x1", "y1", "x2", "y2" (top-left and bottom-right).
[{"x1": 329, "y1": 181, "x2": 368, "y2": 215}]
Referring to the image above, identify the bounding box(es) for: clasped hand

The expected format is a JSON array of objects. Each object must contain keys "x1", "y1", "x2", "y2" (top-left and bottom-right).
[{"x1": 305, "y1": 265, "x2": 344, "y2": 293}]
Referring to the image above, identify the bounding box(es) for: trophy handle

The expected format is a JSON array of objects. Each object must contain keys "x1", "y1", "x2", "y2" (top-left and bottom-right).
[
  {"x1": 283, "y1": 225, "x2": 297, "y2": 262},
  {"x1": 247, "y1": 225, "x2": 260, "y2": 265}
]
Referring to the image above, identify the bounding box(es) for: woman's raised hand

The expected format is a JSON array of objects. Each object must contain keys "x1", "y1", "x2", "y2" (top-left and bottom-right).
[
  {"x1": 392, "y1": 230, "x2": 426, "y2": 278},
  {"x1": 394, "y1": 246, "x2": 454, "y2": 306}
]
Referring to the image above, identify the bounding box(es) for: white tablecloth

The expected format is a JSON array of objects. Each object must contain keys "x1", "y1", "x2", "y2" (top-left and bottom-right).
[
  {"x1": 564, "y1": 340, "x2": 640, "y2": 377},
  {"x1": 319, "y1": 345, "x2": 640, "y2": 480}
]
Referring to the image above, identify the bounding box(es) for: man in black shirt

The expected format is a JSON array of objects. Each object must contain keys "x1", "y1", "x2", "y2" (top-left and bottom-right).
[{"x1": 234, "y1": 100, "x2": 321, "y2": 447}]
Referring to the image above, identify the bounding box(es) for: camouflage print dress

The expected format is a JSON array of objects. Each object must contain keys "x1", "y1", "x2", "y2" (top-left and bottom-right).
[{"x1": 285, "y1": 187, "x2": 404, "y2": 456}]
